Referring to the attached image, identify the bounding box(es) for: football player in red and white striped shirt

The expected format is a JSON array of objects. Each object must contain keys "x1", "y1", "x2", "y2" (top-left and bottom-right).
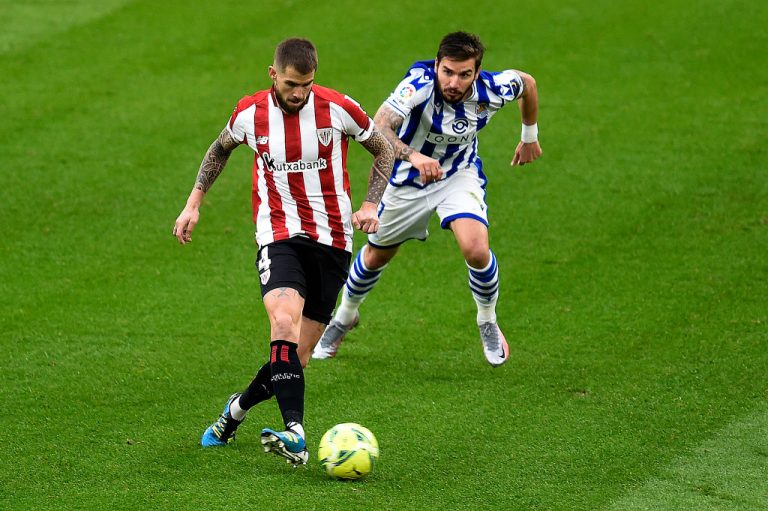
[{"x1": 173, "y1": 38, "x2": 393, "y2": 465}]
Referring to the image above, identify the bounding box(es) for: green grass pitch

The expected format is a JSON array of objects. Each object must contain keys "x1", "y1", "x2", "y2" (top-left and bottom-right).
[{"x1": 1, "y1": 1, "x2": 766, "y2": 509}]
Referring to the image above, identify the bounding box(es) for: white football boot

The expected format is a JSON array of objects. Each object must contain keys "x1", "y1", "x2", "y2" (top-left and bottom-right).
[
  {"x1": 312, "y1": 314, "x2": 359, "y2": 359},
  {"x1": 479, "y1": 322, "x2": 509, "y2": 367}
]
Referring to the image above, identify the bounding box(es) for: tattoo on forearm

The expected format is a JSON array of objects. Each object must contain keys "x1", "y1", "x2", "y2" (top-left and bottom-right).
[
  {"x1": 193, "y1": 129, "x2": 238, "y2": 193},
  {"x1": 360, "y1": 129, "x2": 394, "y2": 204},
  {"x1": 374, "y1": 106, "x2": 413, "y2": 162},
  {"x1": 395, "y1": 143, "x2": 414, "y2": 162}
]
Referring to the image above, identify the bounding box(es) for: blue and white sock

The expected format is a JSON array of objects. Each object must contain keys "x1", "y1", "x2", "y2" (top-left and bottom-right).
[
  {"x1": 335, "y1": 245, "x2": 387, "y2": 325},
  {"x1": 467, "y1": 250, "x2": 499, "y2": 324}
]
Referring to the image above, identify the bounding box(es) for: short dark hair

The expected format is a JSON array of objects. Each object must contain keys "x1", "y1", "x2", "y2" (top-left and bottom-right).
[
  {"x1": 274, "y1": 38, "x2": 318, "y2": 74},
  {"x1": 436, "y1": 32, "x2": 485, "y2": 68}
]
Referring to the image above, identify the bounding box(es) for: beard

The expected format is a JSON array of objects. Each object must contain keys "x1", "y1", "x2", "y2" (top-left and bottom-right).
[
  {"x1": 274, "y1": 90, "x2": 309, "y2": 114},
  {"x1": 440, "y1": 85, "x2": 469, "y2": 103}
]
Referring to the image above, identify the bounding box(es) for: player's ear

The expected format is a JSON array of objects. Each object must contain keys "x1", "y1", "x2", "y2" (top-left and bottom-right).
[{"x1": 268, "y1": 65, "x2": 277, "y2": 81}]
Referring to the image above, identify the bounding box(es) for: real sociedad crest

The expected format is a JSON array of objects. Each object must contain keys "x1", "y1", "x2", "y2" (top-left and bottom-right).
[{"x1": 316, "y1": 128, "x2": 333, "y2": 146}]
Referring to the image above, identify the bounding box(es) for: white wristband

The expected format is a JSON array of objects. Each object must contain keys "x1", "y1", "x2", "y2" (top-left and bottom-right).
[{"x1": 521, "y1": 123, "x2": 538, "y2": 143}]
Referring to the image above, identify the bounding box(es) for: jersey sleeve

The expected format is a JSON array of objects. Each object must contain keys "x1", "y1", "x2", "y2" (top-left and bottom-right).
[
  {"x1": 485, "y1": 70, "x2": 525, "y2": 102},
  {"x1": 384, "y1": 63, "x2": 433, "y2": 118},
  {"x1": 225, "y1": 97, "x2": 252, "y2": 144},
  {"x1": 339, "y1": 94, "x2": 374, "y2": 142}
]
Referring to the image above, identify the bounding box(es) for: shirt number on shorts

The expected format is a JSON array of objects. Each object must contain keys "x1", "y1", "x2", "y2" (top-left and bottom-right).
[{"x1": 258, "y1": 247, "x2": 272, "y2": 285}]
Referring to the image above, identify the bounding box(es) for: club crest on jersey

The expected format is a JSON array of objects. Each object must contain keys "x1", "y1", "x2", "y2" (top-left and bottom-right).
[
  {"x1": 316, "y1": 128, "x2": 333, "y2": 146},
  {"x1": 476, "y1": 103, "x2": 488, "y2": 118}
]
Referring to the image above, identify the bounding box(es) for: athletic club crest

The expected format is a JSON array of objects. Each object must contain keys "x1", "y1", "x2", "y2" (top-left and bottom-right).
[{"x1": 316, "y1": 128, "x2": 333, "y2": 146}]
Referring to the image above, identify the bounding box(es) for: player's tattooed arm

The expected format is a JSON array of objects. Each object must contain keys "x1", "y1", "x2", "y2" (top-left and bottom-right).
[
  {"x1": 374, "y1": 104, "x2": 442, "y2": 183},
  {"x1": 193, "y1": 129, "x2": 240, "y2": 193},
  {"x1": 359, "y1": 128, "x2": 394, "y2": 204},
  {"x1": 173, "y1": 129, "x2": 240, "y2": 244},
  {"x1": 373, "y1": 105, "x2": 413, "y2": 162}
]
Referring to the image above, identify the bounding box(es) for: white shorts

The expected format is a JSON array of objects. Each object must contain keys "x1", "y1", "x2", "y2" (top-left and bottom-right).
[{"x1": 368, "y1": 167, "x2": 488, "y2": 248}]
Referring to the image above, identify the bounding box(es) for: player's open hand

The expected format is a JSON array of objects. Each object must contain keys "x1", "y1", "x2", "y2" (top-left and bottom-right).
[
  {"x1": 173, "y1": 206, "x2": 199, "y2": 244},
  {"x1": 352, "y1": 201, "x2": 380, "y2": 234},
  {"x1": 511, "y1": 141, "x2": 542, "y2": 166},
  {"x1": 409, "y1": 152, "x2": 444, "y2": 184}
]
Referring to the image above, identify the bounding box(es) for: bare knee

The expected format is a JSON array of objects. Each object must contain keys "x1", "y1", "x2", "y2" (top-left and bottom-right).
[
  {"x1": 363, "y1": 244, "x2": 398, "y2": 269},
  {"x1": 450, "y1": 218, "x2": 490, "y2": 268},
  {"x1": 462, "y1": 244, "x2": 491, "y2": 269}
]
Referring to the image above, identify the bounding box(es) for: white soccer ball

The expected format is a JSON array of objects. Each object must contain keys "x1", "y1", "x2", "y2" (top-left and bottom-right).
[{"x1": 318, "y1": 423, "x2": 379, "y2": 480}]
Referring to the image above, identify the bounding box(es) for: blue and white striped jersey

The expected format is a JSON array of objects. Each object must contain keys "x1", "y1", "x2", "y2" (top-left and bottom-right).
[{"x1": 384, "y1": 60, "x2": 524, "y2": 188}]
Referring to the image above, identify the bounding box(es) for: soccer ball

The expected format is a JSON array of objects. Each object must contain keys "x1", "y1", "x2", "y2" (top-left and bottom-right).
[{"x1": 318, "y1": 423, "x2": 379, "y2": 480}]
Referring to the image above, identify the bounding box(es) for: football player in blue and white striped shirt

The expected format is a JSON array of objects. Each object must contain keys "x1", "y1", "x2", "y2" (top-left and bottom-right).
[{"x1": 313, "y1": 32, "x2": 542, "y2": 366}]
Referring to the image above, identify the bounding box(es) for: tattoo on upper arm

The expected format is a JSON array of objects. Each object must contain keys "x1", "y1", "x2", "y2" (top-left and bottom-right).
[
  {"x1": 374, "y1": 106, "x2": 413, "y2": 162},
  {"x1": 359, "y1": 129, "x2": 394, "y2": 204},
  {"x1": 193, "y1": 129, "x2": 238, "y2": 193}
]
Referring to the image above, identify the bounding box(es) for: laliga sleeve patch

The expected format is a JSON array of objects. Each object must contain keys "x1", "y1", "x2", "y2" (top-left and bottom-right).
[
  {"x1": 392, "y1": 84, "x2": 416, "y2": 109},
  {"x1": 398, "y1": 84, "x2": 416, "y2": 100}
]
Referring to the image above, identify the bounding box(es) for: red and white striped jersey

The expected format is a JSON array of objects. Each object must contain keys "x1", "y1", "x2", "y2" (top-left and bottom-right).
[{"x1": 226, "y1": 85, "x2": 374, "y2": 252}]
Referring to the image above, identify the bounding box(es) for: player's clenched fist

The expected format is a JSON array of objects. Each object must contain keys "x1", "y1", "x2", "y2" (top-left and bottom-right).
[
  {"x1": 511, "y1": 140, "x2": 542, "y2": 166},
  {"x1": 409, "y1": 152, "x2": 444, "y2": 184},
  {"x1": 352, "y1": 201, "x2": 380, "y2": 233}
]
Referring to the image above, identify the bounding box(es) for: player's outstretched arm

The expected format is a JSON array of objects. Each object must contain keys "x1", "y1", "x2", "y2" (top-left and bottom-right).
[
  {"x1": 353, "y1": 128, "x2": 394, "y2": 234},
  {"x1": 374, "y1": 104, "x2": 443, "y2": 183},
  {"x1": 173, "y1": 129, "x2": 239, "y2": 244},
  {"x1": 511, "y1": 71, "x2": 543, "y2": 167}
]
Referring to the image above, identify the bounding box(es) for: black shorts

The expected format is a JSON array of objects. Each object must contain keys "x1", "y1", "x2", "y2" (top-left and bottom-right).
[{"x1": 256, "y1": 237, "x2": 351, "y2": 324}]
